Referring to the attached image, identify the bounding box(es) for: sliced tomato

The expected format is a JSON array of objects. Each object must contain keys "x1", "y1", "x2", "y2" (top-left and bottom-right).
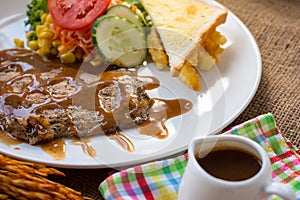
[{"x1": 48, "y1": 0, "x2": 111, "y2": 30}]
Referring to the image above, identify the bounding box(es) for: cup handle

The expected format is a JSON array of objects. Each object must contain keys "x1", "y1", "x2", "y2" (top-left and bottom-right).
[{"x1": 264, "y1": 182, "x2": 297, "y2": 200}]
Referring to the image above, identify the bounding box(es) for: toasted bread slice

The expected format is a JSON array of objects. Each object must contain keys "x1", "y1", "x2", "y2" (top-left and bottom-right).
[
  {"x1": 147, "y1": 29, "x2": 201, "y2": 90},
  {"x1": 140, "y1": 0, "x2": 227, "y2": 76}
]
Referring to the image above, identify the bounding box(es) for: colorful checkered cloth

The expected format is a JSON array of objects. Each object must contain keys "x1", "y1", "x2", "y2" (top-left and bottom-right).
[{"x1": 99, "y1": 113, "x2": 300, "y2": 199}]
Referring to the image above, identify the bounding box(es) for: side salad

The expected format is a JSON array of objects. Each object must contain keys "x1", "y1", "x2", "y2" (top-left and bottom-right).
[{"x1": 22, "y1": 0, "x2": 152, "y2": 66}]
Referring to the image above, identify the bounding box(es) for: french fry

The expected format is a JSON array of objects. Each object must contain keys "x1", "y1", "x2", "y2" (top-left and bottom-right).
[
  {"x1": 178, "y1": 61, "x2": 201, "y2": 90},
  {"x1": 147, "y1": 27, "x2": 228, "y2": 90}
]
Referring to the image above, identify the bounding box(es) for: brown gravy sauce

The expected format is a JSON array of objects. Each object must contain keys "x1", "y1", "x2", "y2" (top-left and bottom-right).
[
  {"x1": 139, "y1": 98, "x2": 192, "y2": 138},
  {"x1": 40, "y1": 139, "x2": 66, "y2": 160},
  {"x1": 0, "y1": 49, "x2": 193, "y2": 159},
  {"x1": 0, "y1": 130, "x2": 23, "y2": 146},
  {"x1": 197, "y1": 148, "x2": 262, "y2": 181}
]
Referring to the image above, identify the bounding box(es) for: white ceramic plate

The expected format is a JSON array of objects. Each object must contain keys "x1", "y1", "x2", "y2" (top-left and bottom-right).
[{"x1": 0, "y1": 0, "x2": 261, "y2": 168}]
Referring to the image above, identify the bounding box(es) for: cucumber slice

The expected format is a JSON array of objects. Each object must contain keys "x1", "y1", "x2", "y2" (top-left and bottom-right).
[
  {"x1": 92, "y1": 15, "x2": 147, "y2": 68},
  {"x1": 106, "y1": 4, "x2": 144, "y2": 29}
]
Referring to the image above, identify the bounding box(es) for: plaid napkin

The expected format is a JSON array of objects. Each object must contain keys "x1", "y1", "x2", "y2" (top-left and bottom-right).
[{"x1": 99, "y1": 113, "x2": 300, "y2": 200}]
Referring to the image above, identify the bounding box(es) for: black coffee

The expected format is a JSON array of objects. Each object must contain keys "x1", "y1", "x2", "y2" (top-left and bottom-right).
[{"x1": 197, "y1": 148, "x2": 262, "y2": 181}]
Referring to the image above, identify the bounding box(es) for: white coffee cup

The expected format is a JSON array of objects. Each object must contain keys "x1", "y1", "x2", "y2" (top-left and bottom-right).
[{"x1": 178, "y1": 135, "x2": 296, "y2": 200}]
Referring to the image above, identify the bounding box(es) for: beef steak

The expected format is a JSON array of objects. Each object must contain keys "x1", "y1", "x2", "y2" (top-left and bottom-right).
[{"x1": 0, "y1": 49, "x2": 153, "y2": 144}]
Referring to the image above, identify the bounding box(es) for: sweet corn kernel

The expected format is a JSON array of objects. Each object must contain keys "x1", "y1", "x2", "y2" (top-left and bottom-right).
[
  {"x1": 36, "y1": 25, "x2": 47, "y2": 36},
  {"x1": 41, "y1": 13, "x2": 48, "y2": 24},
  {"x1": 26, "y1": 31, "x2": 34, "y2": 40},
  {"x1": 14, "y1": 38, "x2": 24, "y2": 48},
  {"x1": 52, "y1": 40, "x2": 62, "y2": 47},
  {"x1": 37, "y1": 47, "x2": 50, "y2": 56},
  {"x1": 38, "y1": 39, "x2": 52, "y2": 49},
  {"x1": 60, "y1": 52, "x2": 76, "y2": 63},
  {"x1": 28, "y1": 40, "x2": 39, "y2": 51},
  {"x1": 45, "y1": 15, "x2": 53, "y2": 25},
  {"x1": 57, "y1": 45, "x2": 65, "y2": 53},
  {"x1": 39, "y1": 31, "x2": 53, "y2": 39}
]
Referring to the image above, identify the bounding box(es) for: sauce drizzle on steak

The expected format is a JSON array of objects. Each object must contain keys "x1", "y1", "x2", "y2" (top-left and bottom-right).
[{"x1": 0, "y1": 49, "x2": 192, "y2": 153}]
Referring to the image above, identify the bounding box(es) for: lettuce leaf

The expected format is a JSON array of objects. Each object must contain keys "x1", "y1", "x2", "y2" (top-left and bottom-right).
[{"x1": 25, "y1": 0, "x2": 48, "y2": 40}]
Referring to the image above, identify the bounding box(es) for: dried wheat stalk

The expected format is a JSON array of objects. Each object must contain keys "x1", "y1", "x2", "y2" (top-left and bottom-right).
[{"x1": 0, "y1": 154, "x2": 92, "y2": 200}]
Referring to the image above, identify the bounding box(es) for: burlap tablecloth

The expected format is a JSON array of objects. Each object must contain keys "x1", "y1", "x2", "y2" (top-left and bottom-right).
[{"x1": 48, "y1": 0, "x2": 299, "y2": 199}]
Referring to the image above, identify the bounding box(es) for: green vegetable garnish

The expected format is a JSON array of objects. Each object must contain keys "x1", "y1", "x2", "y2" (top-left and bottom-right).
[
  {"x1": 25, "y1": 0, "x2": 48, "y2": 40},
  {"x1": 123, "y1": 0, "x2": 152, "y2": 27}
]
